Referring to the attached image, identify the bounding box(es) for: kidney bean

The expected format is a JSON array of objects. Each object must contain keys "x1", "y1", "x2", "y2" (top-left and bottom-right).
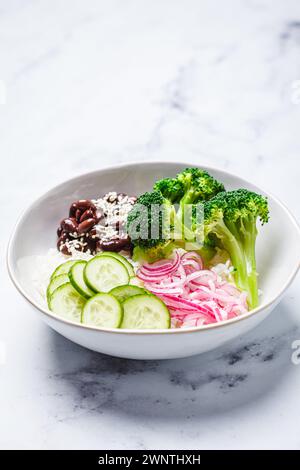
[
  {"x1": 60, "y1": 245, "x2": 71, "y2": 255},
  {"x1": 61, "y1": 217, "x2": 78, "y2": 233},
  {"x1": 57, "y1": 226, "x2": 63, "y2": 237},
  {"x1": 69, "y1": 203, "x2": 78, "y2": 218},
  {"x1": 58, "y1": 192, "x2": 136, "y2": 256},
  {"x1": 57, "y1": 233, "x2": 70, "y2": 254},
  {"x1": 75, "y1": 209, "x2": 81, "y2": 222},
  {"x1": 69, "y1": 199, "x2": 96, "y2": 217},
  {"x1": 78, "y1": 218, "x2": 96, "y2": 234},
  {"x1": 79, "y1": 209, "x2": 94, "y2": 223},
  {"x1": 57, "y1": 231, "x2": 68, "y2": 243},
  {"x1": 97, "y1": 235, "x2": 130, "y2": 252},
  {"x1": 88, "y1": 227, "x2": 101, "y2": 241},
  {"x1": 85, "y1": 238, "x2": 97, "y2": 253}
]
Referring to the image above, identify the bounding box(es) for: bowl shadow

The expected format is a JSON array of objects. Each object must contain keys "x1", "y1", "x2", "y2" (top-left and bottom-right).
[{"x1": 48, "y1": 300, "x2": 299, "y2": 421}]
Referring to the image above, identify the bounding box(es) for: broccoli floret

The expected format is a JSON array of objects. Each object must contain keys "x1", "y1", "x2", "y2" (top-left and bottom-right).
[
  {"x1": 154, "y1": 168, "x2": 224, "y2": 206},
  {"x1": 153, "y1": 168, "x2": 224, "y2": 229},
  {"x1": 175, "y1": 168, "x2": 225, "y2": 225},
  {"x1": 131, "y1": 242, "x2": 175, "y2": 263},
  {"x1": 153, "y1": 177, "x2": 184, "y2": 203},
  {"x1": 127, "y1": 189, "x2": 199, "y2": 262},
  {"x1": 204, "y1": 189, "x2": 269, "y2": 309},
  {"x1": 178, "y1": 168, "x2": 225, "y2": 205},
  {"x1": 127, "y1": 191, "x2": 177, "y2": 262},
  {"x1": 127, "y1": 168, "x2": 225, "y2": 262}
]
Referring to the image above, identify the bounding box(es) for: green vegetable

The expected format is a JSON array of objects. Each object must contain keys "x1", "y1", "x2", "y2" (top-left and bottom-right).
[
  {"x1": 127, "y1": 190, "x2": 178, "y2": 262},
  {"x1": 109, "y1": 285, "x2": 147, "y2": 303},
  {"x1": 49, "y1": 283, "x2": 85, "y2": 322},
  {"x1": 82, "y1": 293, "x2": 123, "y2": 328},
  {"x1": 84, "y1": 255, "x2": 130, "y2": 292},
  {"x1": 68, "y1": 261, "x2": 95, "y2": 299},
  {"x1": 177, "y1": 167, "x2": 225, "y2": 205},
  {"x1": 204, "y1": 189, "x2": 269, "y2": 309},
  {"x1": 97, "y1": 251, "x2": 135, "y2": 277},
  {"x1": 127, "y1": 167, "x2": 225, "y2": 262},
  {"x1": 50, "y1": 260, "x2": 77, "y2": 280},
  {"x1": 153, "y1": 177, "x2": 184, "y2": 203},
  {"x1": 121, "y1": 294, "x2": 171, "y2": 329},
  {"x1": 47, "y1": 273, "x2": 69, "y2": 305}
]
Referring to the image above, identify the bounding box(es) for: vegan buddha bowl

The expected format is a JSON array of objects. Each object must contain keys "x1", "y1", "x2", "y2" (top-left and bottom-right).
[{"x1": 7, "y1": 162, "x2": 300, "y2": 359}]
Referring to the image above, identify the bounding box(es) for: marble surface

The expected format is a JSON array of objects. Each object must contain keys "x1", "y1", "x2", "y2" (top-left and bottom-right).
[{"x1": 1, "y1": 0, "x2": 300, "y2": 450}]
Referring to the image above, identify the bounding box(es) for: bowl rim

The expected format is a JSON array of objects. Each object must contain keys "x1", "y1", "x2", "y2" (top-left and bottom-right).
[{"x1": 7, "y1": 160, "x2": 300, "y2": 335}]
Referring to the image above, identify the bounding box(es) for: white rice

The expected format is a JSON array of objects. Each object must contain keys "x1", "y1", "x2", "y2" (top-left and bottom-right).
[
  {"x1": 211, "y1": 259, "x2": 235, "y2": 283},
  {"x1": 24, "y1": 248, "x2": 137, "y2": 307},
  {"x1": 22, "y1": 249, "x2": 93, "y2": 306}
]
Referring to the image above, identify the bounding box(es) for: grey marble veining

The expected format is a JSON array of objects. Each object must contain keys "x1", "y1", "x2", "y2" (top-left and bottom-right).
[
  {"x1": 1, "y1": 0, "x2": 300, "y2": 449},
  {"x1": 46, "y1": 299, "x2": 299, "y2": 415}
]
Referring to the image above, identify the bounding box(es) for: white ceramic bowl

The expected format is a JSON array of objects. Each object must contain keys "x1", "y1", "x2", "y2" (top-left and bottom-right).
[{"x1": 7, "y1": 162, "x2": 300, "y2": 359}]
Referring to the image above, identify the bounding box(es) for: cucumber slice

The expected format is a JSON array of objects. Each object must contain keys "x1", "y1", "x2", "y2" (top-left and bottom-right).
[
  {"x1": 98, "y1": 252, "x2": 135, "y2": 277},
  {"x1": 47, "y1": 273, "x2": 69, "y2": 305},
  {"x1": 82, "y1": 293, "x2": 123, "y2": 328},
  {"x1": 49, "y1": 283, "x2": 85, "y2": 322},
  {"x1": 109, "y1": 285, "x2": 146, "y2": 303},
  {"x1": 69, "y1": 261, "x2": 95, "y2": 299},
  {"x1": 50, "y1": 260, "x2": 77, "y2": 280},
  {"x1": 84, "y1": 256, "x2": 129, "y2": 293},
  {"x1": 121, "y1": 294, "x2": 170, "y2": 329}
]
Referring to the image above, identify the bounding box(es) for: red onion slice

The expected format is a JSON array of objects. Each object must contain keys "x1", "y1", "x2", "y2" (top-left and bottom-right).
[{"x1": 137, "y1": 249, "x2": 248, "y2": 329}]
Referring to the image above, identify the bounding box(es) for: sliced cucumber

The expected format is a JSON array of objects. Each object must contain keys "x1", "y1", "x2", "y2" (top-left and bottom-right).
[
  {"x1": 121, "y1": 294, "x2": 170, "y2": 329},
  {"x1": 109, "y1": 285, "x2": 146, "y2": 303},
  {"x1": 69, "y1": 261, "x2": 95, "y2": 299},
  {"x1": 82, "y1": 293, "x2": 123, "y2": 328},
  {"x1": 98, "y1": 251, "x2": 135, "y2": 277},
  {"x1": 50, "y1": 260, "x2": 77, "y2": 280},
  {"x1": 49, "y1": 282, "x2": 85, "y2": 322},
  {"x1": 84, "y1": 255, "x2": 129, "y2": 293},
  {"x1": 47, "y1": 273, "x2": 69, "y2": 305}
]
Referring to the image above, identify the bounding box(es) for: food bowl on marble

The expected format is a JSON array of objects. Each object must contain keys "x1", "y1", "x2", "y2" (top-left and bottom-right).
[{"x1": 7, "y1": 161, "x2": 300, "y2": 359}]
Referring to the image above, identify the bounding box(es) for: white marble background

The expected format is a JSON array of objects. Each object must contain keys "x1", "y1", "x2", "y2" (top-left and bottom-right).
[{"x1": 1, "y1": 0, "x2": 300, "y2": 449}]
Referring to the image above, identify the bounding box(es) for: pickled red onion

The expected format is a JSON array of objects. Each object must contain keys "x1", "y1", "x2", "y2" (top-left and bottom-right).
[{"x1": 137, "y1": 250, "x2": 248, "y2": 328}]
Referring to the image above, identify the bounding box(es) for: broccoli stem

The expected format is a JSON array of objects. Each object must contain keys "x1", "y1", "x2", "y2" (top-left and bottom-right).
[
  {"x1": 177, "y1": 192, "x2": 197, "y2": 223},
  {"x1": 225, "y1": 217, "x2": 259, "y2": 309},
  {"x1": 212, "y1": 220, "x2": 250, "y2": 296},
  {"x1": 203, "y1": 189, "x2": 269, "y2": 310},
  {"x1": 241, "y1": 217, "x2": 259, "y2": 309},
  {"x1": 171, "y1": 210, "x2": 201, "y2": 248}
]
